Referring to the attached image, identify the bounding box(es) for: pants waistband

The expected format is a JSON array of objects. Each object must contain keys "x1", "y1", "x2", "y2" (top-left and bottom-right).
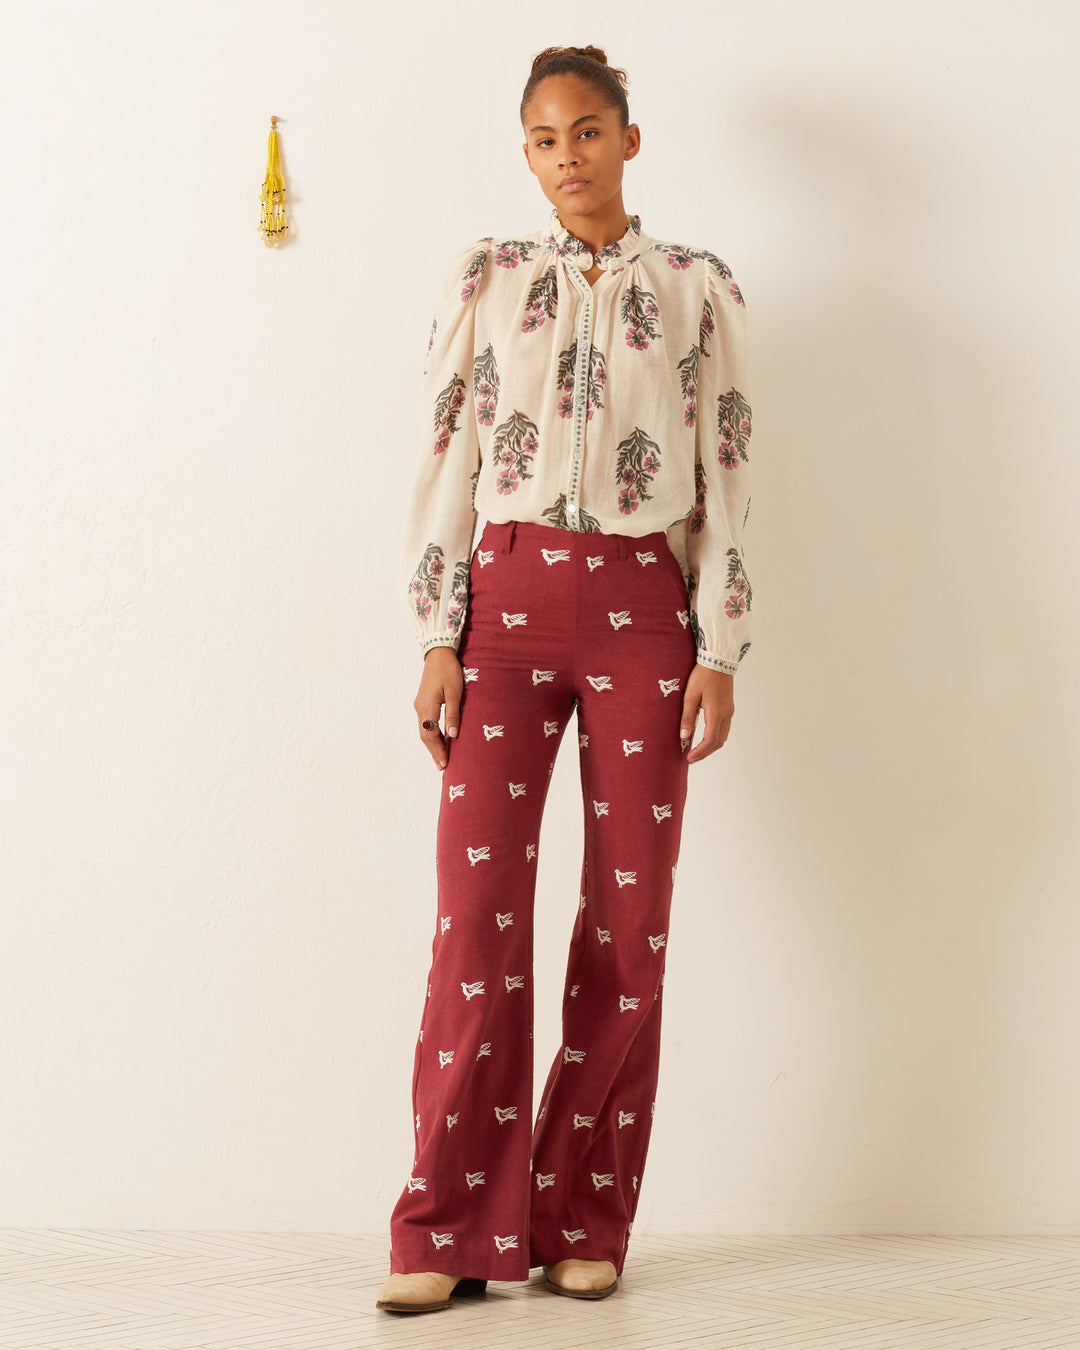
[{"x1": 481, "y1": 518, "x2": 671, "y2": 561}]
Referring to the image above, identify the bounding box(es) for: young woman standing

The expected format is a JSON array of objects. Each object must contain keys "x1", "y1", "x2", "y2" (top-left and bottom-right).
[{"x1": 377, "y1": 44, "x2": 753, "y2": 1314}]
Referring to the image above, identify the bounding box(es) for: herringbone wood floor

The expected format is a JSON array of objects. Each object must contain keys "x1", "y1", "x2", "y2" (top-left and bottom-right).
[{"x1": 1, "y1": 1230, "x2": 1079, "y2": 1349}]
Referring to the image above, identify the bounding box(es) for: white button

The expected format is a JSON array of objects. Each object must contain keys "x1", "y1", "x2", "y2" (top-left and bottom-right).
[
  {"x1": 580, "y1": 253, "x2": 593, "y2": 270},
  {"x1": 567, "y1": 503, "x2": 576, "y2": 512}
]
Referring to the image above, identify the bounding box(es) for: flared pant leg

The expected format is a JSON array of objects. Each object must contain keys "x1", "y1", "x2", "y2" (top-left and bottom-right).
[{"x1": 388, "y1": 519, "x2": 696, "y2": 1281}]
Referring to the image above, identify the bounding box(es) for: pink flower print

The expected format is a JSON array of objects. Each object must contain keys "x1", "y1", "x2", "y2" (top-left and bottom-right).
[
  {"x1": 496, "y1": 466, "x2": 520, "y2": 495},
  {"x1": 667, "y1": 248, "x2": 693, "y2": 269},
  {"x1": 719, "y1": 444, "x2": 739, "y2": 469},
  {"x1": 620, "y1": 465, "x2": 636, "y2": 486},
  {"x1": 449, "y1": 387, "x2": 465, "y2": 413},
  {"x1": 558, "y1": 393, "x2": 574, "y2": 419},
  {"x1": 725, "y1": 595, "x2": 746, "y2": 619},
  {"x1": 700, "y1": 307, "x2": 715, "y2": 337},
  {"x1": 730, "y1": 282, "x2": 745, "y2": 305},
  {"x1": 740, "y1": 415, "x2": 752, "y2": 436},
  {"x1": 476, "y1": 380, "x2": 494, "y2": 400},
  {"x1": 498, "y1": 446, "x2": 516, "y2": 466},
  {"x1": 434, "y1": 428, "x2": 451, "y2": 455},
  {"x1": 496, "y1": 245, "x2": 521, "y2": 268},
  {"x1": 684, "y1": 402, "x2": 697, "y2": 428},
  {"x1": 477, "y1": 399, "x2": 496, "y2": 426},
  {"x1": 720, "y1": 419, "x2": 735, "y2": 448},
  {"x1": 644, "y1": 300, "x2": 659, "y2": 319},
  {"x1": 417, "y1": 595, "x2": 432, "y2": 618},
  {"x1": 643, "y1": 453, "x2": 661, "y2": 475},
  {"x1": 460, "y1": 277, "x2": 479, "y2": 303},
  {"x1": 731, "y1": 576, "x2": 749, "y2": 596},
  {"x1": 625, "y1": 327, "x2": 648, "y2": 351},
  {"x1": 522, "y1": 310, "x2": 544, "y2": 333},
  {"x1": 617, "y1": 486, "x2": 639, "y2": 514},
  {"x1": 428, "y1": 554, "x2": 445, "y2": 578},
  {"x1": 522, "y1": 432, "x2": 539, "y2": 456}
]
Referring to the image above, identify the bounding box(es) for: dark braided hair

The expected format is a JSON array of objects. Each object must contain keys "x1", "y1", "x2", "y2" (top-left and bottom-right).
[{"x1": 520, "y1": 45, "x2": 630, "y2": 130}]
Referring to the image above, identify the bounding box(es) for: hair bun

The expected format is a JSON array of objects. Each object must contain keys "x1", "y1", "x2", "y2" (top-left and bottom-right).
[{"x1": 528, "y1": 44, "x2": 629, "y2": 94}]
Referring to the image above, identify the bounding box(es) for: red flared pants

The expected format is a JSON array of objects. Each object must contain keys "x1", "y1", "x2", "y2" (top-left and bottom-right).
[{"x1": 388, "y1": 518, "x2": 697, "y2": 1281}]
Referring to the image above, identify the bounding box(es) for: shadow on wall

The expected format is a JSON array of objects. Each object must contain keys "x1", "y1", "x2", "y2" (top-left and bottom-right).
[{"x1": 675, "y1": 77, "x2": 1079, "y2": 1227}]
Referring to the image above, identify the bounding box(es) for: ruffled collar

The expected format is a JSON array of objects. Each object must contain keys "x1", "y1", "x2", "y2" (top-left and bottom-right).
[{"x1": 544, "y1": 207, "x2": 646, "y2": 272}]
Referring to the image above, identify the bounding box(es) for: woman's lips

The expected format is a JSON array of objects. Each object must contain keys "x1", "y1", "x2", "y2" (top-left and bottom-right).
[{"x1": 559, "y1": 179, "x2": 589, "y2": 193}]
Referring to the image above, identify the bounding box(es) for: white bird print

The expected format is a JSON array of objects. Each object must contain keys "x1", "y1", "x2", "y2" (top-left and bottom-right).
[
  {"x1": 586, "y1": 555, "x2": 605, "y2": 571},
  {"x1": 608, "y1": 610, "x2": 632, "y2": 630},
  {"x1": 579, "y1": 893, "x2": 587, "y2": 910},
  {"x1": 448, "y1": 783, "x2": 466, "y2": 800},
  {"x1": 648, "y1": 934, "x2": 667, "y2": 953},
  {"x1": 440, "y1": 916, "x2": 451, "y2": 934},
  {"x1": 563, "y1": 1228, "x2": 588, "y2": 1243},
  {"x1": 563, "y1": 1047, "x2": 586, "y2": 1064},
  {"x1": 619, "y1": 996, "x2": 641, "y2": 1012},
  {"x1": 505, "y1": 974, "x2": 525, "y2": 992},
  {"x1": 495, "y1": 912, "x2": 514, "y2": 930},
  {"x1": 466, "y1": 1171, "x2": 485, "y2": 1189},
  {"x1": 416, "y1": 1112, "x2": 421, "y2": 1132},
  {"x1": 494, "y1": 1235, "x2": 520, "y2": 1252},
  {"x1": 578, "y1": 732, "x2": 589, "y2": 748},
  {"x1": 586, "y1": 674, "x2": 613, "y2": 691},
  {"x1": 501, "y1": 611, "x2": 527, "y2": 627},
  {"x1": 438, "y1": 1050, "x2": 454, "y2": 1068},
  {"x1": 536, "y1": 1172, "x2": 556, "y2": 1190},
  {"x1": 570, "y1": 984, "x2": 580, "y2": 997},
  {"x1": 622, "y1": 738, "x2": 644, "y2": 756},
  {"x1": 658, "y1": 677, "x2": 680, "y2": 697},
  {"x1": 494, "y1": 1106, "x2": 517, "y2": 1123},
  {"x1": 482, "y1": 724, "x2": 504, "y2": 740},
  {"x1": 635, "y1": 550, "x2": 658, "y2": 565},
  {"x1": 407, "y1": 1176, "x2": 427, "y2": 1192},
  {"x1": 476, "y1": 1042, "x2": 492, "y2": 1059},
  {"x1": 543, "y1": 720, "x2": 559, "y2": 737},
  {"x1": 596, "y1": 928, "x2": 612, "y2": 945},
  {"x1": 467, "y1": 846, "x2": 491, "y2": 866},
  {"x1": 615, "y1": 870, "x2": 637, "y2": 887},
  {"x1": 632, "y1": 1176, "x2": 638, "y2": 1191},
  {"x1": 652, "y1": 803, "x2": 673, "y2": 822},
  {"x1": 431, "y1": 1232, "x2": 454, "y2": 1249},
  {"x1": 618, "y1": 1110, "x2": 636, "y2": 1128},
  {"x1": 526, "y1": 843, "x2": 537, "y2": 861},
  {"x1": 463, "y1": 667, "x2": 479, "y2": 683},
  {"x1": 460, "y1": 980, "x2": 485, "y2": 1000},
  {"x1": 591, "y1": 1172, "x2": 615, "y2": 1189},
  {"x1": 672, "y1": 864, "x2": 677, "y2": 882},
  {"x1": 541, "y1": 548, "x2": 571, "y2": 565},
  {"x1": 476, "y1": 549, "x2": 494, "y2": 567},
  {"x1": 532, "y1": 669, "x2": 556, "y2": 684},
  {"x1": 592, "y1": 800, "x2": 609, "y2": 817},
  {"x1": 508, "y1": 782, "x2": 527, "y2": 798},
  {"x1": 676, "y1": 609, "x2": 689, "y2": 628},
  {"x1": 573, "y1": 1114, "x2": 596, "y2": 1130},
  {"x1": 446, "y1": 1113, "x2": 459, "y2": 1130}
]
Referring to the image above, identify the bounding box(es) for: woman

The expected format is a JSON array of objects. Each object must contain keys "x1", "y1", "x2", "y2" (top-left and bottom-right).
[{"x1": 377, "y1": 44, "x2": 752, "y2": 1314}]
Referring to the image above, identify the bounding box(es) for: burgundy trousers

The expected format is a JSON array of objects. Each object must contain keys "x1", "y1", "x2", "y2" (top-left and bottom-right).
[{"x1": 388, "y1": 518, "x2": 697, "y2": 1282}]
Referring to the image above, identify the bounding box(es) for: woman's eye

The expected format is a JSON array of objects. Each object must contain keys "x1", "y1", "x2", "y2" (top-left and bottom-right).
[{"x1": 580, "y1": 129, "x2": 597, "y2": 139}]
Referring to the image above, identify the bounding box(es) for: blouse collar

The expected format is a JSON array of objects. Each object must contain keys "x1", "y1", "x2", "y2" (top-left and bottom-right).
[{"x1": 544, "y1": 207, "x2": 646, "y2": 273}]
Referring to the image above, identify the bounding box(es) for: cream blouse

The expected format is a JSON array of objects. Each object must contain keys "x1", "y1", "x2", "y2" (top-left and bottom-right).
[{"x1": 400, "y1": 207, "x2": 753, "y2": 675}]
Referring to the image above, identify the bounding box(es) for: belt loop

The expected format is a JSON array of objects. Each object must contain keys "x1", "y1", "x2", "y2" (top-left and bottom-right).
[{"x1": 500, "y1": 520, "x2": 517, "y2": 554}]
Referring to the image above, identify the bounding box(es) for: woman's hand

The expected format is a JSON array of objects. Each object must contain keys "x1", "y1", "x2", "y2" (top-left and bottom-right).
[
  {"x1": 679, "y1": 665, "x2": 735, "y2": 764},
  {"x1": 413, "y1": 645, "x2": 464, "y2": 770}
]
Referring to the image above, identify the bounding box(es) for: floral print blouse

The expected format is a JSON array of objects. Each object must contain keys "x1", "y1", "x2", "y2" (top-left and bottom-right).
[{"x1": 400, "y1": 207, "x2": 753, "y2": 675}]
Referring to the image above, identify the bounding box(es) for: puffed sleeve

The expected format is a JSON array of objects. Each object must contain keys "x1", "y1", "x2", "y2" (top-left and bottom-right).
[
  {"x1": 399, "y1": 239, "x2": 490, "y2": 656},
  {"x1": 684, "y1": 262, "x2": 753, "y2": 675}
]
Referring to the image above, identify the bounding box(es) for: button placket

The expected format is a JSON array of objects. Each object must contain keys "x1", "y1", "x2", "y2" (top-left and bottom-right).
[{"x1": 563, "y1": 258, "x2": 594, "y2": 532}]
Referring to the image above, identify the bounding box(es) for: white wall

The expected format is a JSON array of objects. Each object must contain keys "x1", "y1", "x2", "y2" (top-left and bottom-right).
[{"x1": 3, "y1": 0, "x2": 1079, "y2": 1235}]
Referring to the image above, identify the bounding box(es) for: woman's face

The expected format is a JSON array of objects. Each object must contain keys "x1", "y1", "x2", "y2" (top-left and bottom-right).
[{"x1": 522, "y1": 74, "x2": 640, "y2": 223}]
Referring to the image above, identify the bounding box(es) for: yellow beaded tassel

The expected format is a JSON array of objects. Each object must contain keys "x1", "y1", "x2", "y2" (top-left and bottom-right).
[{"x1": 258, "y1": 116, "x2": 288, "y2": 246}]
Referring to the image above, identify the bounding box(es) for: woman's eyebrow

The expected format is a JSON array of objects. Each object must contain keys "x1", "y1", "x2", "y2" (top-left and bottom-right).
[{"x1": 527, "y1": 113, "x2": 602, "y2": 134}]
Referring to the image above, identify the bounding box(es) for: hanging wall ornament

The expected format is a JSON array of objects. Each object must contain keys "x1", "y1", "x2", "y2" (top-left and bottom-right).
[{"x1": 258, "y1": 116, "x2": 289, "y2": 246}]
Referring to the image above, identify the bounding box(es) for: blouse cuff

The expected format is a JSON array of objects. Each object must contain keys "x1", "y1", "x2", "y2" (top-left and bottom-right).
[
  {"x1": 695, "y1": 646, "x2": 739, "y2": 676},
  {"x1": 420, "y1": 633, "x2": 461, "y2": 656}
]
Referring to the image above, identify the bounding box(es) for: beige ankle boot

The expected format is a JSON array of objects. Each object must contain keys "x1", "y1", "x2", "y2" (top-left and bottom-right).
[
  {"x1": 544, "y1": 1258, "x2": 618, "y2": 1299},
  {"x1": 375, "y1": 1270, "x2": 487, "y2": 1312}
]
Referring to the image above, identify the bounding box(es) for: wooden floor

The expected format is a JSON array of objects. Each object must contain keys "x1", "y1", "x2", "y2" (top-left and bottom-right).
[{"x1": 2, "y1": 1230, "x2": 1080, "y2": 1348}]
